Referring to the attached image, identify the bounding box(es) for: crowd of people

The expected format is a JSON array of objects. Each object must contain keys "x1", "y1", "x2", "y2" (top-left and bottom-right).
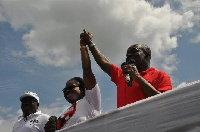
[{"x1": 12, "y1": 29, "x2": 172, "y2": 132}]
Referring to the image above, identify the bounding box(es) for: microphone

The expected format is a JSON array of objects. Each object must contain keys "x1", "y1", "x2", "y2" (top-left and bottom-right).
[
  {"x1": 124, "y1": 73, "x2": 131, "y2": 82},
  {"x1": 121, "y1": 61, "x2": 135, "y2": 87},
  {"x1": 125, "y1": 74, "x2": 132, "y2": 87}
]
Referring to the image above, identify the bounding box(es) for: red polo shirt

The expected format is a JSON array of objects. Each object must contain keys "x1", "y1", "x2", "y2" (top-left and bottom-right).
[{"x1": 111, "y1": 64, "x2": 172, "y2": 108}]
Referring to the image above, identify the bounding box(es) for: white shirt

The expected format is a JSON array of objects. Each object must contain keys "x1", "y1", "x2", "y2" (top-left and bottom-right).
[
  {"x1": 60, "y1": 84, "x2": 101, "y2": 129},
  {"x1": 12, "y1": 111, "x2": 50, "y2": 132}
]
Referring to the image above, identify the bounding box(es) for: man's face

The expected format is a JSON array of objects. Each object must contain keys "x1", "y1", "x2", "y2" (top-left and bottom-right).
[
  {"x1": 126, "y1": 45, "x2": 147, "y2": 67},
  {"x1": 21, "y1": 97, "x2": 38, "y2": 117},
  {"x1": 63, "y1": 80, "x2": 82, "y2": 104}
]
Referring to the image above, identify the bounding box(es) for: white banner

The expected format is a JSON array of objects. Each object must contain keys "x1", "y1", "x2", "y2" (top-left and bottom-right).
[{"x1": 58, "y1": 81, "x2": 200, "y2": 132}]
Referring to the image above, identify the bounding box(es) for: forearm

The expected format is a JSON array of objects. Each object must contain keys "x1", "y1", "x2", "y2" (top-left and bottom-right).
[
  {"x1": 80, "y1": 46, "x2": 96, "y2": 90},
  {"x1": 135, "y1": 76, "x2": 161, "y2": 97},
  {"x1": 88, "y1": 44, "x2": 111, "y2": 76},
  {"x1": 80, "y1": 46, "x2": 91, "y2": 70}
]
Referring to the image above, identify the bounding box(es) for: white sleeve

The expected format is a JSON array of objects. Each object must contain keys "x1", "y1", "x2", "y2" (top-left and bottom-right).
[
  {"x1": 12, "y1": 122, "x2": 17, "y2": 132},
  {"x1": 85, "y1": 84, "x2": 101, "y2": 113},
  {"x1": 35, "y1": 114, "x2": 50, "y2": 132}
]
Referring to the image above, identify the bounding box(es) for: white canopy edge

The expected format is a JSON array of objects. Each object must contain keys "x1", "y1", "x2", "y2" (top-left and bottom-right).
[{"x1": 58, "y1": 80, "x2": 200, "y2": 132}]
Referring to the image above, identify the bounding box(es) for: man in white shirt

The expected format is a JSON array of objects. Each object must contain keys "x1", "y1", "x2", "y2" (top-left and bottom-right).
[{"x1": 13, "y1": 91, "x2": 50, "y2": 132}]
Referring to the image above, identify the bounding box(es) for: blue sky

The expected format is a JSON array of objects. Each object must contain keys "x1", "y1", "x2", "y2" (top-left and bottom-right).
[{"x1": 0, "y1": 0, "x2": 200, "y2": 131}]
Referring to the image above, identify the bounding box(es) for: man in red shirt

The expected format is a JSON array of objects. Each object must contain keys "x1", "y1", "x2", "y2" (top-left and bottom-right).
[{"x1": 80, "y1": 29, "x2": 172, "y2": 108}]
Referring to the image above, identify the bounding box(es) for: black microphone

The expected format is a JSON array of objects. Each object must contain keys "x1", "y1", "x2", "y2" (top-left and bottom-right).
[
  {"x1": 125, "y1": 74, "x2": 132, "y2": 87},
  {"x1": 121, "y1": 61, "x2": 135, "y2": 87}
]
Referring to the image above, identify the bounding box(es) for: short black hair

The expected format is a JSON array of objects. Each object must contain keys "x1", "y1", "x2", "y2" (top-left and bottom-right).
[
  {"x1": 128, "y1": 44, "x2": 151, "y2": 59},
  {"x1": 66, "y1": 77, "x2": 85, "y2": 96}
]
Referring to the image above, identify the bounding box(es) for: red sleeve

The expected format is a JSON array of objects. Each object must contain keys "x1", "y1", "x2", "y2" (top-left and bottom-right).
[
  {"x1": 111, "y1": 64, "x2": 122, "y2": 86},
  {"x1": 156, "y1": 72, "x2": 172, "y2": 92}
]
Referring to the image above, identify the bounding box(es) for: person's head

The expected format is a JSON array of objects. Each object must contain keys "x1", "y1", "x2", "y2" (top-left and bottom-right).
[
  {"x1": 20, "y1": 91, "x2": 39, "y2": 118},
  {"x1": 62, "y1": 77, "x2": 85, "y2": 104},
  {"x1": 126, "y1": 44, "x2": 151, "y2": 72}
]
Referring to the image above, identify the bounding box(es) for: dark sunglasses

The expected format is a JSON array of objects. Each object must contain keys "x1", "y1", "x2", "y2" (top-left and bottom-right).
[{"x1": 62, "y1": 85, "x2": 79, "y2": 93}]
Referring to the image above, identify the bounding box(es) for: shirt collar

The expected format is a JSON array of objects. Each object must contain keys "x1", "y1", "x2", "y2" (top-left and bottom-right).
[
  {"x1": 140, "y1": 67, "x2": 155, "y2": 75},
  {"x1": 18, "y1": 111, "x2": 41, "y2": 120}
]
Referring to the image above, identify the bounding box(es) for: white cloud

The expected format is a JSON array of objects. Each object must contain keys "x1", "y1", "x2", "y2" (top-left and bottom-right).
[
  {"x1": 0, "y1": 106, "x2": 19, "y2": 132},
  {"x1": 40, "y1": 98, "x2": 68, "y2": 117},
  {"x1": 176, "y1": 82, "x2": 187, "y2": 88},
  {"x1": 0, "y1": 13, "x2": 6, "y2": 22},
  {"x1": 0, "y1": 106, "x2": 12, "y2": 114},
  {"x1": 0, "y1": 5, "x2": 6, "y2": 22},
  {"x1": 0, "y1": 116, "x2": 15, "y2": 132},
  {"x1": 153, "y1": 0, "x2": 199, "y2": 28},
  {"x1": 176, "y1": 80, "x2": 200, "y2": 89},
  {"x1": 191, "y1": 33, "x2": 200, "y2": 44},
  {"x1": 173, "y1": 0, "x2": 200, "y2": 26},
  {"x1": 0, "y1": 0, "x2": 196, "y2": 73},
  {"x1": 104, "y1": 97, "x2": 113, "y2": 101}
]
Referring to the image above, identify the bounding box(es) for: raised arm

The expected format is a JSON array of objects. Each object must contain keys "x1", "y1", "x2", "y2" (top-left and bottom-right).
[
  {"x1": 80, "y1": 36, "x2": 97, "y2": 90},
  {"x1": 80, "y1": 29, "x2": 112, "y2": 76}
]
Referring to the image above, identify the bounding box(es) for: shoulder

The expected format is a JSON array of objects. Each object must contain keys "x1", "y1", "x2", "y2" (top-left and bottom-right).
[
  {"x1": 40, "y1": 113, "x2": 50, "y2": 118},
  {"x1": 152, "y1": 68, "x2": 171, "y2": 85},
  {"x1": 85, "y1": 84, "x2": 100, "y2": 93},
  {"x1": 37, "y1": 112, "x2": 50, "y2": 121},
  {"x1": 91, "y1": 83, "x2": 100, "y2": 90},
  {"x1": 157, "y1": 70, "x2": 170, "y2": 78},
  {"x1": 150, "y1": 67, "x2": 170, "y2": 76},
  {"x1": 13, "y1": 119, "x2": 20, "y2": 127},
  {"x1": 111, "y1": 64, "x2": 121, "y2": 70},
  {"x1": 13, "y1": 116, "x2": 24, "y2": 130},
  {"x1": 110, "y1": 63, "x2": 123, "y2": 79}
]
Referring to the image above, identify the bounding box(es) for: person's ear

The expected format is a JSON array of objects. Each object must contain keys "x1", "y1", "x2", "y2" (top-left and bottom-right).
[{"x1": 37, "y1": 103, "x2": 39, "y2": 107}]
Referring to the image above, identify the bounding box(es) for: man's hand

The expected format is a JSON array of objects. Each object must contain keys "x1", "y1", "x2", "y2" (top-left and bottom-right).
[
  {"x1": 121, "y1": 64, "x2": 140, "y2": 81},
  {"x1": 80, "y1": 29, "x2": 93, "y2": 46}
]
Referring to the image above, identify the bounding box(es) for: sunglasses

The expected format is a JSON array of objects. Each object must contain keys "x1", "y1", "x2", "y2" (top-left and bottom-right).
[{"x1": 62, "y1": 85, "x2": 79, "y2": 93}]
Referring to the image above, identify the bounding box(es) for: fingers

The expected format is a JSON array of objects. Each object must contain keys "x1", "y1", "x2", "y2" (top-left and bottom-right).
[
  {"x1": 83, "y1": 29, "x2": 90, "y2": 36},
  {"x1": 122, "y1": 65, "x2": 137, "y2": 74},
  {"x1": 80, "y1": 40, "x2": 86, "y2": 47},
  {"x1": 80, "y1": 33, "x2": 84, "y2": 38},
  {"x1": 82, "y1": 29, "x2": 92, "y2": 38},
  {"x1": 80, "y1": 29, "x2": 88, "y2": 39},
  {"x1": 88, "y1": 32, "x2": 93, "y2": 39},
  {"x1": 80, "y1": 32, "x2": 86, "y2": 46},
  {"x1": 83, "y1": 29, "x2": 86, "y2": 34},
  {"x1": 80, "y1": 29, "x2": 93, "y2": 45}
]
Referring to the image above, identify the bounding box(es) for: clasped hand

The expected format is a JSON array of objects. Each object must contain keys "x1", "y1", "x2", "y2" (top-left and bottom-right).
[{"x1": 80, "y1": 29, "x2": 93, "y2": 46}]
